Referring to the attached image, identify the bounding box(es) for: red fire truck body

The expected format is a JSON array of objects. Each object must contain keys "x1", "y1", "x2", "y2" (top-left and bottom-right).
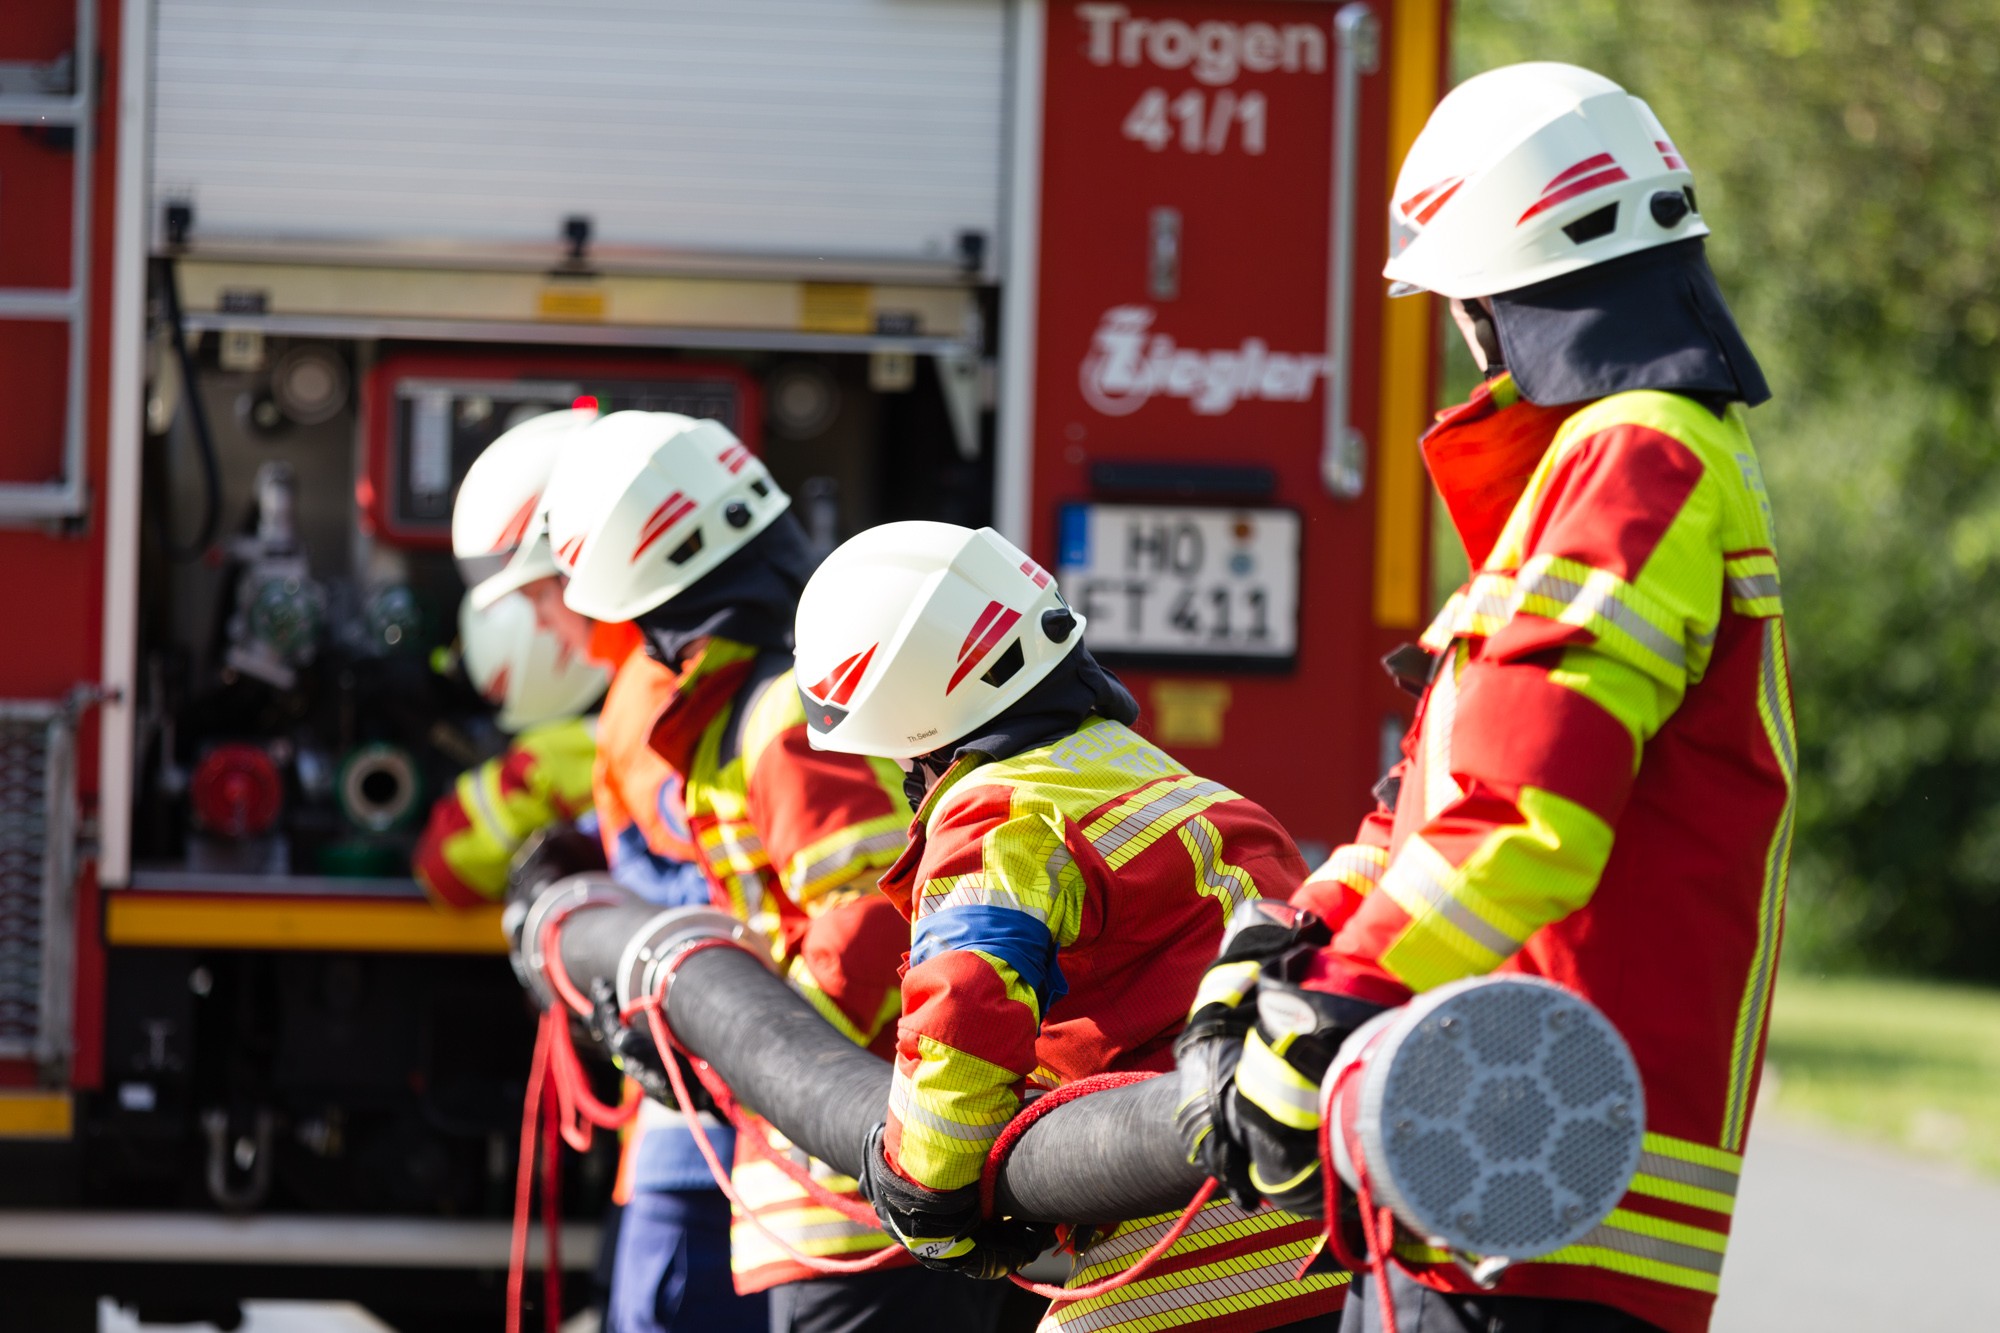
[{"x1": 0, "y1": 1, "x2": 1443, "y2": 1324}]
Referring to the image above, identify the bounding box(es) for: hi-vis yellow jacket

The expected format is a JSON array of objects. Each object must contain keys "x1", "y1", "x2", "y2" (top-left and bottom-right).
[
  {"x1": 876, "y1": 716, "x2": 1346, "y2": 1333},
  {"x1": 644, "y1": 637, "x2": 914, "y2": 1294},
  {"x1": 1292, "y1": 376, "x2": 1793, "y2": 1333},
  {"x1": 413, "y1": 718, "x2": 596, "y2": 909}
]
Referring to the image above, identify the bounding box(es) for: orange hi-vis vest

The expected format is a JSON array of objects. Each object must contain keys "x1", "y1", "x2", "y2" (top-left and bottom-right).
[
  {"x1": 414, "y1": 717, "x2": 596, "y2": 909},
  {"x1": 642, "y1": 636, "x2": 914, "y2": 1294},
  {"x1": 877, "y1": 716, "x2": 1348, "y2": 1333},
  {"x1": 1296, "y1": 377, "x2": 1793, "y2": 1333}
]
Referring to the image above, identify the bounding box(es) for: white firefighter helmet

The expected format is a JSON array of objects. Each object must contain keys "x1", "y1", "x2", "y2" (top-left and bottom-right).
[
  {"x1": 794, "y1": 522, "x2": 1082, "y2": 760},
  {"x1": 452, "y1": 407, "x2": 597, "y2": 609},
  {"x1": 458, "y1": 590, "x2": 607, "y2": 732},
  {"x1": 1383, "y1": 62, "x2": 1707, "y2": 301},
  {"x1": 545, "y1": 411, "x2": 789, "y2": 624}
]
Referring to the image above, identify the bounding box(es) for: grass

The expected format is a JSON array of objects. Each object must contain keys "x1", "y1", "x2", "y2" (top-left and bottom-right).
[{"x1": 1763, "y1": 972, "x2": 2000, "y2": 1178}]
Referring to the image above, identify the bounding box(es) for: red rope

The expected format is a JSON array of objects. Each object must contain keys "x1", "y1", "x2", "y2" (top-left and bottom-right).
[
  {"x1": 976, "y1": 1070, "x2": 1220, "y2": 1306},
  {"x1": 506, "y1": 1007, "x2": 559, "y2": 1333},
  {"x1": 1316, "y1": 1052, "x2": 1399, "y2": 1333},
  {"x1": 637, "y1": 991, "x2": 905, "y2": 1273}
]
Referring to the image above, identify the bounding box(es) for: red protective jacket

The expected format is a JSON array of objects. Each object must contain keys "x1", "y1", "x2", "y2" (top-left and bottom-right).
[{"x1": 1297, "y1": 376, "x2": 1793, "y2": 1333}]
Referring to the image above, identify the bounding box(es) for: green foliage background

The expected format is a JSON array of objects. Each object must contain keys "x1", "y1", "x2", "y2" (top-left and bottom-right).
[{"x1": 1447, "y1": 2, "x2": 2000, "y2": 978}]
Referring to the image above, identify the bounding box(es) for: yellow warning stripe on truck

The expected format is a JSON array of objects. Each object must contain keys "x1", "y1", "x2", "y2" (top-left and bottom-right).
[
  {"x1": 0, "y1": 1092, "x2": 73, "y2": 1140},
  {"x1": 106, "y1": 895, "x2": 507, "y2": 954}
]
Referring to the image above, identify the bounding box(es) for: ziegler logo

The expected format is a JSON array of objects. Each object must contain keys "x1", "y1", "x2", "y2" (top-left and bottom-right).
[{"x1": 1080, "y1": 306, "x2": 1326, "y2": 417}]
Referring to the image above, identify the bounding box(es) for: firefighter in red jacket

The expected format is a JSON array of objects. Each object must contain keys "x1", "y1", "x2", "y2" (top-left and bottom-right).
[
  {"x1": 512, "y1": 411, "x2": 1009, "y2": 1333},
  {"x1": 1176, "y1": 63, "x2": 1792, "y2": 1333},
  {"x1": 793, "y1": 521, "x2": 1348, "y2": 1333}
]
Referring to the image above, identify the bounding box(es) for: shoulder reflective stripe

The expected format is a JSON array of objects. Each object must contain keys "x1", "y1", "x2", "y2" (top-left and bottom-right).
[
  {"x1": 1190, "y1": 959, "x2": 1261, "y2": 1015},
  {"x1": 702, "y1": 821, "x2": 767, "y2": 874},
  {"x1": 1515, "y1": 556, "x2": 1686, "y2": 674},
  {"x1": 1086, "y1": 778, "x2": 1236, "y2": 869},
  {"x1": 1179, "y1": 816, "x2": 1259, "y2": 919},
  {"x1": 1235, "y1": 1030, "x2": 1321, "y2": 1132},
  {"x1": 918, "y1": 874, "x2": 1051, "y2": 924},
  {"x1": 1726, "y1": 618, "x2": 1795, "y2": 1149},
  {"x1": 1378, "y1": 837, "x2": 1522, "y2": 963}
]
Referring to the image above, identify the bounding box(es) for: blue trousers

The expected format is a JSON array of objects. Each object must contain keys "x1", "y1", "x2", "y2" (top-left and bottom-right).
[{"x1": 609, "y1": 1189, "x2": 769, "y2": 1333}]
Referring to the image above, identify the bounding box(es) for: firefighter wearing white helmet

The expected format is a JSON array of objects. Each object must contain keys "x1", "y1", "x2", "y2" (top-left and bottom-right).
[
  {"x1": 544, "y1": 411, "x2": 790, "y2": 625},
  {"x1": 794, "y1": 522, "x2": 1347, "y2": 1328},
  {"x1": 412, "y1": 591, "x2": 603, "y2": 911},
  {"x1": 458, "y1": 590, "x2": 607, "y2": 732},
  {"x1": 536, "y1": 416, "x2": 999, "y2": 1331},
  {"x1": 1180, "y1": 61, "x2": 1791, "y2": 1333},
  {"x1": 451, "y1": 406, "x2": 597, "y2": 606}
]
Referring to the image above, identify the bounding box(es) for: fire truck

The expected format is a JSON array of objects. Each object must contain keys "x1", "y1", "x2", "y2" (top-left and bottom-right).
[{"x1": 0, "y1": 0, "x2": 1444, "y2": 1325}]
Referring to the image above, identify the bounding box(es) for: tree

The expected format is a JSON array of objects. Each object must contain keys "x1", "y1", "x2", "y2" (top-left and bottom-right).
[{"x1": 1452, "y1": 0, "x2": 2000, "y2": 976}]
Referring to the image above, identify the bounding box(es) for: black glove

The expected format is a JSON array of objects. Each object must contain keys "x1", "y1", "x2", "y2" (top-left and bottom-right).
[
  {"x1": 1173, "y1": 900, "x2": 1331, "y2": 1208},
  {"x1": 507, "y1": 823, "x2": 609, "y2": 903},
  {"x1": 857, "y1": 1124, "x2": 1052, "y2": 1279},
  {"x1": 588, "y1": 978, "x2": 711, "y2": 1113},
  {"x1": 1227, "y1": 957, "x2": 1386, "y2": 1217}
]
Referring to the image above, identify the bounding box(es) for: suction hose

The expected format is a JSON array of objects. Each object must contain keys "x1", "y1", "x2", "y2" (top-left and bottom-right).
[{"x1": 525, "y1": 887, "x2": 1206, "y2": 1225}]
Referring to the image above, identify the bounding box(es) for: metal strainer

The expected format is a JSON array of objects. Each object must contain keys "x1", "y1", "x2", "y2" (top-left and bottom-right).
[{"x1": 1326, "y1": 975, "x2": 1643, "y2": 1274}]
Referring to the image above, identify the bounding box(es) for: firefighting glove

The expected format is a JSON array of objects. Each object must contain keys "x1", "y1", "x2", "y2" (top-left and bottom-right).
[
  {"x1": 1228, "y1": 962, "x2": 1386, "y2": 1217},
  {"x1": 858, "y1": 1123, "x2": 1053, "y2": 1279},
  {"x1": 507, "y1": 823, "x2": 608, "y2": 904},
  {"x1": 1173, "y1": 899, "x2": 1332, "y2": 1208},
  {"x1": 588, "y1": 979, "x2": 712, "y2": 1114}
]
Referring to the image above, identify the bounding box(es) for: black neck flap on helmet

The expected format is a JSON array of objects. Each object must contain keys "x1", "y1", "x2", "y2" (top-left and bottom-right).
[
  {"x1": 634, "y1": 511, "x2": 817, "y2": 670},
  {"x1": 1488, "y1": 238, "x2": 1770, "y2": 412},
  {"x1": 904, "y1": 646, "x2": 1141, "y2": 808}
]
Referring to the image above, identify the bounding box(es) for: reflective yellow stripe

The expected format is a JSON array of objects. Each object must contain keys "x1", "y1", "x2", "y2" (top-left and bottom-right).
[
  {"x1": 1724, "y1": 552, "x2": 1782, "y2": 617},
  {"x1": 1422, "y1": 643, "x2": 1466, "y2": 820},
  {"x1": 1234, "y1": 1030, "x2": 1320, "y2": 1132},
  {"x1": 1083, "y1": 776, "x2": 1238, "y2": 870},
  {"x1": 787, "y1": 956, "x2": 867, "y2": 1046},
  {"x1": 1307, "y1": 843, "x2": 1389, "y2": 898},
  {"x1": 1179, "y1": 815, "x2": 1258, "y2": 922},
  {"x1": 1726, "y1": 618, "x2": 1795, "y2": 1149},
  {"x1": 1189, "y1": 959, "x2": 1260, "y2": 1017},
  {"x1": 891, "y1": 1036, "x2": 1020, "y2": 1190},
  {"x1": 1055, "y1": 1203, "x2": 1346, "y2": 1332},
  {"x1": 784, "y1": 813, "x2": 907, "y2": 904},
  {"x1": 1428, "y1": 557, "x2": 1689, "y2": 687}
]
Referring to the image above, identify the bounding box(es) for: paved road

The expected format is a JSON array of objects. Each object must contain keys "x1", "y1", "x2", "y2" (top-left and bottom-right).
[{"x1": 1715, "y1": 1113, "x2": 2000, "y2": 1330}]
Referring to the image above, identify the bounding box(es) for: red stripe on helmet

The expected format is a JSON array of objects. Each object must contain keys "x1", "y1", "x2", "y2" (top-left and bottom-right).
[
  {"x1": 1412, "y1": 178, "x2": 1463, "y2": 225},
  {"x1": 946, "y1": 604, "x2": 1021, "y2": 694},
  {"x1": 808, "y1": 643, "x2": 878, "y2": 707},
  {"x1": 1655, "y1": 140, "x2": 1686, "y2": 170},
  {"x1": 1020, "y1": 560, "x2": 1051, "y2": 590},
  {"x1": 631, "y1": 492, "x2": 697, "y2": 561},
  {"x1": 1518, "y1": 166, "x2": 1630, "y2": 224},
  {"x1": 491, "y1": 494, "x2": 540, "y2": 554},
  {"x1": 555, "y1": 534, "x2": 586, "y2": 567},
  {"x1": 718, "y1": 443, "x2": 751, "y2": 475}
]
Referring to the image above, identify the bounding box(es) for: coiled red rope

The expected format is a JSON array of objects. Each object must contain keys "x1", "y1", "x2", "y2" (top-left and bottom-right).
[
  {"x1": 516, "y1": 916, "x2": 1227, "y2": 1317},
  {"x1": 1317, "y1": 1048, "x2": 1400, "y2": 1333},
  {"x1": 976, "y1": 1070, "x2": 1219, "y2": 1304}
]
